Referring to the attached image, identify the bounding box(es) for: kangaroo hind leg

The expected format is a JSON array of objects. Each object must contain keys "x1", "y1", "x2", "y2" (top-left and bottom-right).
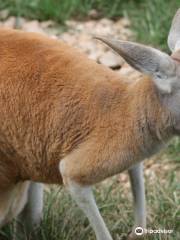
[{"x1": 0, "y1": 181, "x2": 30, "y2": 228}]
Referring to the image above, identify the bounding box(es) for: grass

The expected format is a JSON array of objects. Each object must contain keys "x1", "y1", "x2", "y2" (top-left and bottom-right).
[
  {"x1": 0, "y1": 0, "x2": 139, "y2": 23},
  {"x1": 128, "y1": 0, "x2": 180, "y2": 52},
  {"x1": 0, "y1": 0, "x2": 179, "y2": 52},
  {"x1": 0, "y1": 157, "x2": 179, "y2": 240}
]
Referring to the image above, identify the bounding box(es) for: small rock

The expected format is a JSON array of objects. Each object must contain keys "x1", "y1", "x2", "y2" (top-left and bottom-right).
[
  {"x1": 118, "y1": 63, "x2": 143, "y2": 83},
  {"x1": 98, "y1": 51, "x2": 124, "y2": 69},
  {"x1": 120, "y1": 28, "x2": 133, "y2": 38},
  {"x1": 22, "y1": 20, "x2": 45, "y2": 34},
  {"x1": 88, "y1": 49, "x2": 102, "y2": 61},
  {"x1": 84, "y1": 21, "x2": 96, "y2": 29},
  {"x1": 3, "y1": 16, "x2": 16, "y2": 28},
  {"x1": 88, "y1": 9, "x2": 101, "y2": 19},
  {"x1": 99, "y1": 18, "x2": 113, "y2": 26},
  {"x1": 118, "y1": 173, "x2": 128, "y2": 183},
  {"x1": 66, "y1": 20, "x2": 77, "y2": 28},
  {"x1": 116, "y1": 18, "x2": 131, "y2": 28},
  {"x1": 41, "y1": 20, "x2": 55, "y2": 28},
  {"x1": 60, "y1": 33, "x2": 78, "y2": 45},
  {"x1": 119, "y1": 64, "x2": 134, "y2": 75},
  {"x1": 94, "y1": 25, "x2": 111, "y2": 36},
  {"x1": 76, "y1": 23, "x2": 84, "y2": 31}
]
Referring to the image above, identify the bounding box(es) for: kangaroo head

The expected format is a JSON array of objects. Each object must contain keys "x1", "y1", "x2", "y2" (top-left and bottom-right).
[{"x1": 96, "y1": 9, "x2": 180, "y2": 134}]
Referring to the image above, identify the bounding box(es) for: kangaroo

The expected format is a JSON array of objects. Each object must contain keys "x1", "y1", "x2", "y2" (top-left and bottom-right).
[{"x1": 0, "y1": 8, "x2": 180, "y2": 240}]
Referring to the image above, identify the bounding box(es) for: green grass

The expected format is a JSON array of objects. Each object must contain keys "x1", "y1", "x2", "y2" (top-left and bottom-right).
[
  {"x1": 0, "y1": 0, "x2": 179, "y2": 51},
  {"x1": 0, "y1": 0, "x2": 179, "y2": 52},
  {"x1": 0, "y1": 163, "x2": 179, "y2": 240},
  {"x1": 127, "y1": 0, "x2": 180, "y2": 52},
  {"x1": 0, "y1": 0, "x2": 139, "y2": 23}
]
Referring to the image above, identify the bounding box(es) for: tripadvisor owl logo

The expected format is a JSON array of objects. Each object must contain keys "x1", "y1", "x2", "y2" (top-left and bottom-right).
[
  {"x1": 135, "y1": 227, "x2": 144, "y2": 236},
  {"x1": 134, "y1": 227, "x2": 173, "y2": 236}
]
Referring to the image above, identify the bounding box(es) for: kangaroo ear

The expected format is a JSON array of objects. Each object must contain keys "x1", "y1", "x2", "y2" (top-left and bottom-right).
[
  {"x1": 168, "y1": 8, "x2": 180, "y2": 52},
  {"x1": 95, "y1": 36, "x2": 176, "y2": 93}
]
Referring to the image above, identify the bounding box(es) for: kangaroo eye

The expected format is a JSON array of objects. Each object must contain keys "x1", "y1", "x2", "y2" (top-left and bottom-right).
[{"x1": 156, "y1": 72, "x2": 162, "y2": 79}]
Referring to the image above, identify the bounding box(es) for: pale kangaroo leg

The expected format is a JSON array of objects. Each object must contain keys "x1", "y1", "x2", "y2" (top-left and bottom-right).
[
  {"x1": 16, "y1": 182, "x2": 43, "y2": 238},
  {"x1": 0, "y1": 182, "x2": 30, "y2": 228},
  {"x1": 128, "y1": 162, "x2": 146, "y2": 239},
  {"x1": 59, "y1": 161, "x2": 113, "y2": 240}
]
